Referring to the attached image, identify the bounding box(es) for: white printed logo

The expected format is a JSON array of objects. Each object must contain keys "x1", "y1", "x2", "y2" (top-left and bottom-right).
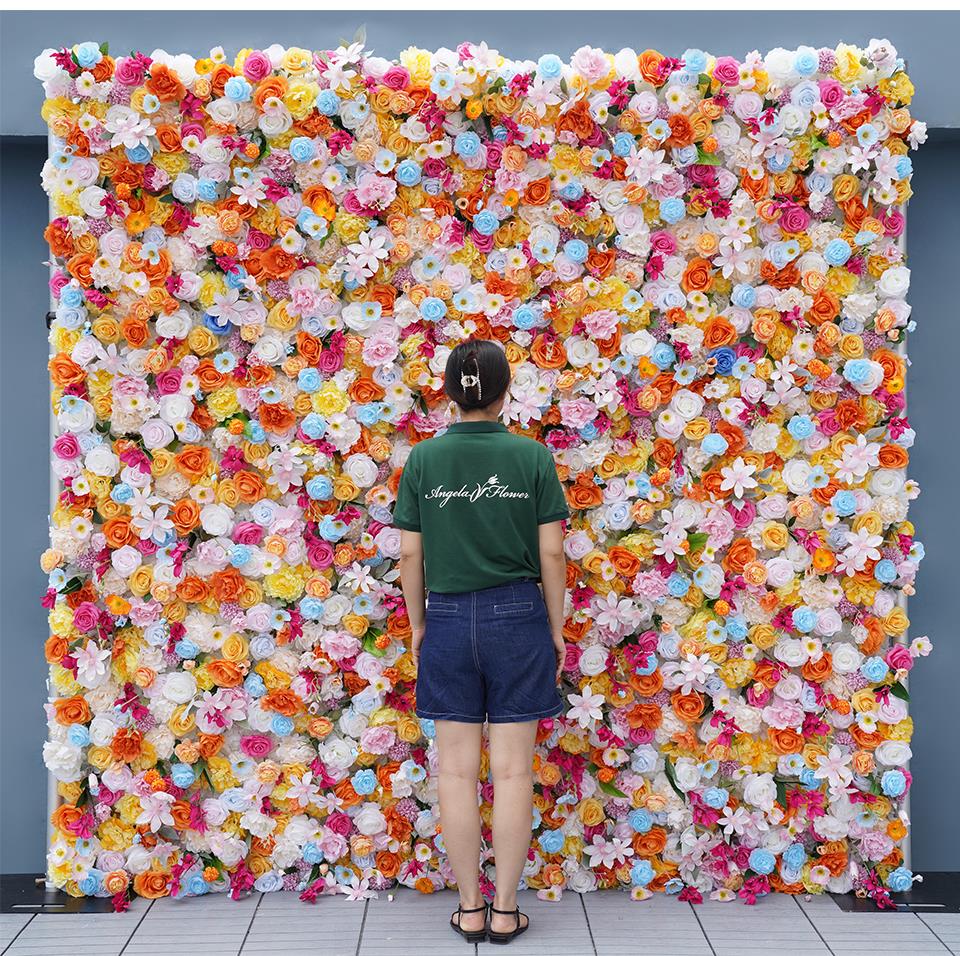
[{"x1": 424, "y1": 474, "x2": 530, "y2": 508}]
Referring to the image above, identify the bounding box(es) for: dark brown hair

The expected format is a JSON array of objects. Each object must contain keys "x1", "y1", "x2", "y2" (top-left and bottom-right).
[{"x1": 443, "y1": 339, "x2": 511, "y2": 411}]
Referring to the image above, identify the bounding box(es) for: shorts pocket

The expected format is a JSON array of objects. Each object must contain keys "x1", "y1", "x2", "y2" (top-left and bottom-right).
[
  {"x1": 493, "y1": 601, "x2": 534, "y2": 616},
  {"x1": 426, "y1": 600, "x2": 458, "y2": 614}
]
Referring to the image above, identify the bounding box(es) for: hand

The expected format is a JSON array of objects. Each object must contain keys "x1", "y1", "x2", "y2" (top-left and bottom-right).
[
  {"x1": 552, "y1": 630, "x2": 565, "y2": 686},
  {"x1": 411, "y1": 624, "x2": 426, "y2": 672}
]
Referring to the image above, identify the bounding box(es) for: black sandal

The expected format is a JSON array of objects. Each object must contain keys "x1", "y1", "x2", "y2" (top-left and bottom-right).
[
  {"x1": 450, "y1": 900, "x2": 489, "y2": 943},
  {"x1": 488, "y1": 904, "x2": 530, "y2": 944}
]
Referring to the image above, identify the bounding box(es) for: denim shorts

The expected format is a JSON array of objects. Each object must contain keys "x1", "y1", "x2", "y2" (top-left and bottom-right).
[{"x1": 415, "y1": 578, "x2": 564, "y2": 724}]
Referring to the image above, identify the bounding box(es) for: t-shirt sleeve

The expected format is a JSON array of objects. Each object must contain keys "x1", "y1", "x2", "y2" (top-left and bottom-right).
[
  {"x1": 393, "y1": 446, "x2": 422, "y2": 531},
  {"x1": 535, "y1": 443, "x2": 570, "y2": 524}
]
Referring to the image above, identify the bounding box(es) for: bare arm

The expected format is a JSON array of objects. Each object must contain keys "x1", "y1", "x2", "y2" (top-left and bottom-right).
[
  {"x1": 398, "y1": 530, "x2": 427, "y2": 669},
  {"x1": 538, "y1": 520, "x2": 567, "y2": 684}
]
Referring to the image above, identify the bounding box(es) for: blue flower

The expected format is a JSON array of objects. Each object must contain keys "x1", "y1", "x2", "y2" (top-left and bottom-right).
[
  {"x1": 473, "y1": 210, "x2": 500, "y2": 236},
  {"x1": 289, "y1": 136, "x2": 316, "y2": 162},
  {"x1": 794, "y1": 47, "x2": 819, "y2": 76},
  {"x1": 316, "y1": 89, "x2": 340, "y2": 115},
  {"x1": 419, "y1": 296, "x2": 447, "y2": 321},
  {"x1": 175, "y1": 639, "x2": 199, "y2": 660},
  {"x1": 630, "y1": 859, "x2": 655, "y2": 886},
  {"x1": 74, "y1": 41, "x2": 103, "y2": 68},
  {"x1": 303, "y1": 842, "x2": 324, "y2": 864},
  {"x1": 881, "y1": 769, "x2": 907, "y2": 797},
  {"x1": 68, "y1": 724, "x2": 89, "y2": 747},
  {"x1": 886, "y1": 866, "x2": 913, "y2": 893},
  {"x1": 651, "y1": 342, "x2": 676, "y2": 371},
  {"x1": 783, "y1": 843, "x2": 806, "y2": 869},
  {"x1": 874, "y1": 559, "x2": 897, "y2": 584},
  {"x1": 748, "y1": 848, "x2": 776, "y2": 875},
  {"x1": 301, "y1": 413, "x2": 327, "y2": 440},
  {"x1": 791, "y1": 606, "x2": 817, "y2": 633},
  {"x1": 659, "y1": 197, "x2": 685, "y2": 224},
  {"x1": 628, "y1": 808, "x2": 653, "y2": 833},
  {"x1": 703, "y1": 787, "x2": 729, "y2": 809},
  {"x1": 667, "y1": 572, "x2": 690, "y2": 597},
  {"x1": 299, "y1": 596, "x2": 325, "y2": 620},
  {"x1": 298, "y1": 368, "x2": 321, "y2": 393},
  {"x1": 682, "y1": 49, "x2": 708, "y2": 74},
  {"x1": 454, "y1": 131, "x2": 481, "y2": 158},
  {"x1": 701, "y1": 433, "x2": 729, "y2": 457},
  {"x1": 244, "y1": 673, "x2": 266, "y2": 697},
  {"x1": 788, "y1": 414, "x2": 815, "y2": 440},
  {"x1": 272, "y1": 715, "x2": 294, "y2": 736},
  {"x1": 859, "y1": 656, "x2": 889, "y2": 682},
  {"x1": 831, "y1": 489, "x2": 856, "y2": 516},
  {"x1": 842, "y1": 359, "x2": 872, "y2": 386},
  {"x1": 171, "y1": 763, "x2": 196, "y2": 788},
  {"x1": 710, "y1": 346, "x2": 736, "y2": 375},
  {"x1": 538, "y1": 829, "x2": 565, "y2": 853},
  {"x1": 395, "y1": 159, "x2": 422, "y2": 186},
  {"x1": 824, "y1": 238, "x2": 852, "y2": 266},
  {"x1": 513, "y1": 304, "x2": 539, "y2": 329},
  {"x1": 224, "y1": 76, "x2": 252, "y2": 102},
  {"x1": 352, "y1": 768, "x2": 378, "y2": 795},
  {"x1": 537, "y1": 54, "x2": 563, "y2": 79},
  {"x1": 563, "y1": 239, "x2": 589, "y2": 263}
]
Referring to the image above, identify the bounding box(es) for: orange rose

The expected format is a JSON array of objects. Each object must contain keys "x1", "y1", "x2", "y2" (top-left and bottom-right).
[
  {"x1": 145, "y1": 63, "x2": 185, "y2": 101},
  {"x1": 49, "y1": 353, "x2": 86, "y2": 388},
  {"x1": 671, "y1": 690, "x2": 705, "y2": 722},
  {"x1": 768, "y1": 727, "x2": 804, "y2": 755},
  {"x1": 524, "y1": 177, "x2": 551, "y2": 206},
  {"x1": 878, "y1": 444, "x2": 908, "y2": 469},
  {"x1": 176, "y1": 575, "x2": 210, "y2": 603},
  {"x1": 260, "y1": 402, "x2": 297, "y2": 434},
  {"x1": 633, "y1": 826, "x2": 667, "y2": 857},
  {"x1": 133, "y1": 869, "x2": 171, "y2": 899},
  {"x1": 54, "y1": 696, "x2": 91, "y2": 726},
  {"x1": 530, "y1": 333, "x2": 567, "y2": 370},
  {"x1": 349, "y1": 377, "x2": 386, "y2": 404},
  {"x1": 722, "y1": 538, "x2": 757, "y2": 575},
  {"x1": 262, "y1": 689, "x2": 304, "y2": 717},
  {"x1": 637, "y1": 49, "x2": 665, "y2": 86},
  {"x1": 175, "y1": 445, "x2": 211, "y2": 482},
  {"x1": 197, "y1": 733, "x2": 223, "y2": 759},
  {"x1": 110, "y1": 727, "x2": 143, "y2": 763},
  {"x1": 154, "y1": 124, "x2": 182, "y2": 152},
  {"x1": 681, "y1": 257, "x2": 713, "y2": 294},
  {"x1": 171, "y1": 498, "x2": 201, "y2": 536},
  {"x1": 608, "y1": 546, "x2": 642, "y2": 578},
  {"x1": 234, "y1": 470, "x2": 267, "y2": 503},
  {"x1": 566, "y1": 474, "x2": 603, "y2": 510},
  {"x1": 210, "y1": 567, "x2": 245, "y2": 602},
  {"x1": 702, "y1": 316, "x2": 737, "y2": 349},
  {"x1": 206, "y1": 659, "x2": 244, "y2": 687}
]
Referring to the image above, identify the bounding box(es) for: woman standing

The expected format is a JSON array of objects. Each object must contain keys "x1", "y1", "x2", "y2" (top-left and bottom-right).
[{"x1": 393, "y1": 338, "x2": 569, "y2": 944}]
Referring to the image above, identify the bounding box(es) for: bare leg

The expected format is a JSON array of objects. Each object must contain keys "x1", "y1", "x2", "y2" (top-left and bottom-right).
[
  {"x1": 488, "y1": 719, "x2": 538, "y2": 935},
  {"x1": 435, "y1": 719, "x2": 485, "y2": 932}
]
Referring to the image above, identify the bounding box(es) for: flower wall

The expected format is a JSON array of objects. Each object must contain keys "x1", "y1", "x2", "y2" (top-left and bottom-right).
[{"x1": 37, "y1": 38, "x2": 928, "y2": 909}]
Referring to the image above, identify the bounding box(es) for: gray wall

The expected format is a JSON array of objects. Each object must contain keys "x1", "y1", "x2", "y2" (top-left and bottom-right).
[{"x1": 2, "y1": 11, "x2": 959, "y2": 875}]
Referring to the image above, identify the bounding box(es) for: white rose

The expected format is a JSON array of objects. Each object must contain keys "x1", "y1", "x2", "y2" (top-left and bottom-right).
[
  {"x1": 878, "y1": 265, "x2": 910, "y2": 298},
  {"x1": 58, "y1": 399, "x2": 96, "y2": 433},
  {"x1": 199, "y1": 503, "x2": 233, "y2": 536},
  {"x1": 870, "y1": 469, "x2": 904, "y2": 496},
  {"x1": 578, "y1": 644, "x2": 609, "y2": 677},
  {"x1": 671, "y1": 389, "x2": 704, "y2": 422},
  {"x1": 815, "y1": 607, "x2": 843, "y2": 637},
  {"x1": 155, "y1": 310, "x2": 194, "y2": 339},
  {"x1": 874, "y1": 740, "x2": 912, "y2": 767},
  {"x1": 343, "y1": 453, "x2": 378, "y2": 488},
  {"x1": 43, "y1": 741, "x2": 83, "y2": 782},
  {"x1": 564, "y1": 336, "x2": 599, "y2": 368},
  {"x1": 163, "y1": 671, "x2": 197, "y2": 704},
  {"x1": 354, "y1": 803, "x2": 387, "y2": 836},
  {"x1": 84, "y1": 444, "x2": 120, "y2": 477},
  {"x1": 79, "y1": 185, "x2": 108, "y2": 219},
  {"x1": 782, "y1": 459, "x2": 813, "y2": 496},
  {"x1": 743, "y1": 772, "x2": 776, "y2": 810},
  {"x1": 773, "y1": 638, "x2": 808, "y2": 668},
  {"x1": 830, "y1": 642, "x2": 863, "y2": 674},
  {"x1": 140, "y1": 418, "x2": 175, "y2": 450},
  {"x1": 674, "y1": 757, "x2": 701, "y2": 792}
]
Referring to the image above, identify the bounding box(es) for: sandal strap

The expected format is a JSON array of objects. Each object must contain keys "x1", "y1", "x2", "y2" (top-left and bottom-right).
[
  {"x1": 491, "y1": 905, "x2": 520, "y2": 914},
  {"x1": 458, "y1": 903, "x2": 489, "y2": 913}
]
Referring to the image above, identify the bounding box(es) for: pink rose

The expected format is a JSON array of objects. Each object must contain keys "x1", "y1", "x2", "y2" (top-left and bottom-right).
[
  {"x1": 649, "y1": 231, "x2": 676, "y2": 255},
  {"x1": 240, "y1": 734, "x2": 274, "y2": 759},
  {"x1": 114, "y1": 57, "x2": 146, "y2": 86},
  {"x1": 885, "y1": 643, "x2": 913, "y2": 672},
  {"x1": 53, "y1": 434, "x2": 81, "y2": 459},
  {"x1": 779, "y1": 205, "x2": 810, "y2": 233},
  {"x1": 712, "y1": 57, "x2": 740, "y2": 87},
  {"x1": 73, "y1": 602, "x2": 101, "y2": 633},
  {"x1": 154, "y1": 368, "x2": 183, "y2": 396},
  {"x1": 316, "y1": 350, "x2": 343, "y2": 374},
  {"x1": 232, "y1": 522, "x2": 264, "y2": 546},
  {"x1": 307, "y1": 538, "x2": 334, "y2": 569},
  {"x1": 818, "y1": 79, "x2": 844, "y2": 110},
  {"x1": 326, "y1": 811, "x2": 353, "y2": 836},
  {"x1": 381, "y1": 66, "x2": 410, "y2": 90},
  {"x1": 242, "y1": 50, "x2": 273, "y2": 83}
]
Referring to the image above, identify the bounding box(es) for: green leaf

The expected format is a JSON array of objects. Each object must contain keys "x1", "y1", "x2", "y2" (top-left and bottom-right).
[
  {"x1": 99, "y1": 42, "x2": 109, "y2": 56},
  {"x1": 687, "y1": 531, "x2": 708, "y2": 551},
  {"x1": 775, "y1": 778, "x2": 787, "y2": 809},
  {"x1": 696, "y1": 147, "x2": 722, "y2": 166},
  {"x1": 663, "y1": 757, "x2": 685, "y2": 799},
  {"x1": 597, "y1": 779, "x2": 628, "y2": 799},
  {"x1": 362, "y1": 631, "x2": 386, "y2": 658},
  {"x1": 889, "y1": 681, "x2": 910, "y2": 702},
  {"x1": 61, "y1": 576, "x2": 85, "y2": 594}
]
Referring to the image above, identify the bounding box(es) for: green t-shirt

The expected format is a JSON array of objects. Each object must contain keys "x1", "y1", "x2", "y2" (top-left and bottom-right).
[{"x1": 392, "y1": 420, "x2": 570, "y2": 593}]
